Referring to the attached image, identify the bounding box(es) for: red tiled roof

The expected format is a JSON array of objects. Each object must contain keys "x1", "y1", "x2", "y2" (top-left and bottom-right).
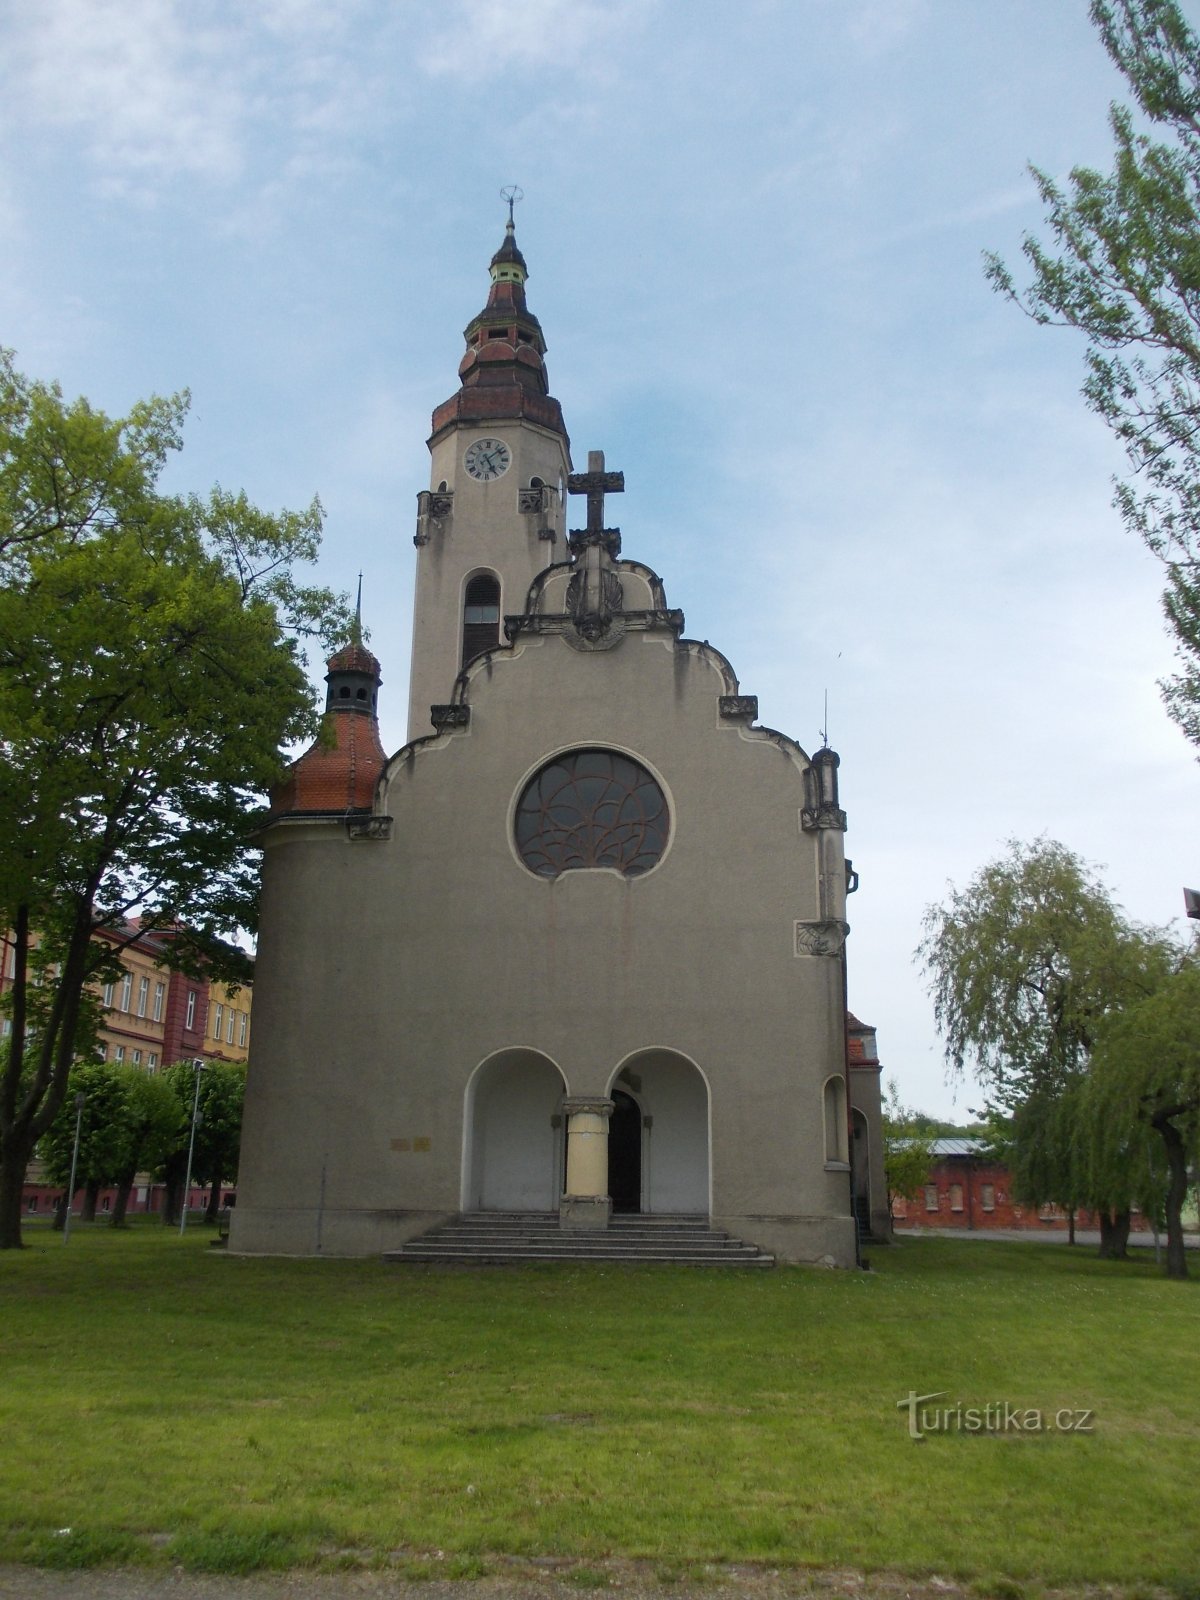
[{"x1": 270, "y1": 712, "x2": 386, "y2": 818}]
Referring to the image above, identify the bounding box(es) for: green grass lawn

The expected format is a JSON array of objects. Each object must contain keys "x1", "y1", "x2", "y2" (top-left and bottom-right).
[{"x1": 0, "y1": 1225, "x2": 1197, "y2": 1590}]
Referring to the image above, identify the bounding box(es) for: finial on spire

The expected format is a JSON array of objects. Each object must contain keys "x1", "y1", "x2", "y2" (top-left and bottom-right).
[
  {"x1": 352, "y1": 572, "x2": 363, "y2": 644},
  {"x1": 500, "y1": 184, "x2": 524, "y2": 230}
]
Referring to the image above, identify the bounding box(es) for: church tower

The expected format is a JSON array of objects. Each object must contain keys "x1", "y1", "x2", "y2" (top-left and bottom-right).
[
  {"x1": 407, "y1": 202, "x2": 572, "y2": 739},
  {"x1": 232, "y1": 203, "x2": 883, "y2": 1269}
]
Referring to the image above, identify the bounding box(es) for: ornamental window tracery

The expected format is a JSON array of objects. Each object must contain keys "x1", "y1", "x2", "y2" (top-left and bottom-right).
[{"x1": 514, "y1": 749, "x2": 668, "y2": 878}]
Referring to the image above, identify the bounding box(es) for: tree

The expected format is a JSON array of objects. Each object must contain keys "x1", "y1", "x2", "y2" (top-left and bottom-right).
[
  {"x1": 108, "y1": 1067, "x2": 183, "y2": 1227},
  {"x1": 0, "y1": 352, "x2": 349, "y2": 1248},
  {"x1": 985, "y1": 0, "x2": 1200, "y2": 747},
  {"x1": 40, "y1": 1060, "x2": 130, "y2": 1223},
  {"x1": 158, "y1": 1059, "x2": 244, "y2": 1225},
  {"x1": 881, "y1": 1077, "x2": 937, "y2": 1224},
  {"x1": 917, "y1": 838, "x2": 1174, "y2": 1253},
  {"x1": 1085, "y1": 961, "x2": 1200, "y2": 1277}
]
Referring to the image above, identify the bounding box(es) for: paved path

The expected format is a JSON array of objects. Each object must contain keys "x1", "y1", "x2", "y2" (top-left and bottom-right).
[
  {"x1": 0, "y1": 1565, "x2": 1140, "y2": 1600},
  {"x1": 893, "y1": 1225, "x2": 1198, "y2": 1248}
]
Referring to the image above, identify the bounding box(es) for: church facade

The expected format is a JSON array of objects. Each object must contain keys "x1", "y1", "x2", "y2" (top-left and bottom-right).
[{"x1": 230, "y1": 214, "x2": 885, "y2": 1266}]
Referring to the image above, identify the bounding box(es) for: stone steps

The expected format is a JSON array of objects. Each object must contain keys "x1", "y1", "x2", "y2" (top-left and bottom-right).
[{"x1": 384, "y1": 1212, "x2": 775, "y2": 1267}]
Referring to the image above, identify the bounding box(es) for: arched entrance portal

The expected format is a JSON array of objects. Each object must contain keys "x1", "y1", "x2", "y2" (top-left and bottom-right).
[
  {"x1": 464, "y1": 1050, "x2": 565, "y2": 1212},
  {"x1": 608, "y1": 1089, "x2": 642, "y2": 1213},
  {"x1": 609, "y1": 1051, "x2": 709, "y2": 1215}
]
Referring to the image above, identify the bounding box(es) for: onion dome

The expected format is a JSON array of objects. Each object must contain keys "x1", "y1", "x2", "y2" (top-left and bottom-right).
[
  {"x1": 429, "y1": 210, "x2": 568, "y2": 446},
  {"x1": 268, "y1": 630, "x2": 386, "y2": 820}
]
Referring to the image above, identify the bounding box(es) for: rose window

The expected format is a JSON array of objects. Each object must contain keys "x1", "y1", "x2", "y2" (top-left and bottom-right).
[{"x1": 515, "y1": 749, "x2": 669, "y2": 878}]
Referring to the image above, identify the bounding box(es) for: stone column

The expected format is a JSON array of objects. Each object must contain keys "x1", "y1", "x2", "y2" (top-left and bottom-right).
[{"x1": 559, "y1": 1096, "x2": 613, "y2": 1230}]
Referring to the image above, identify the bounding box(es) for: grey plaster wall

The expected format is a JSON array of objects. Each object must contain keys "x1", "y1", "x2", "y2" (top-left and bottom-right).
[{"x1": 232, "y1": 620, "x2": 858, "y2": 1264}]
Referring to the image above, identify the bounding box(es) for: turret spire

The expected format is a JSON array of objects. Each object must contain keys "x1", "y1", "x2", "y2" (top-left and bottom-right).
[{"x1": 428, "y1": 193, "x2": 567, "y2": 445}]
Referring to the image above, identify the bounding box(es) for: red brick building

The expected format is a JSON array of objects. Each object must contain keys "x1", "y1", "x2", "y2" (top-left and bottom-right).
[{"x1": 891, "y1": 1137, "x2": 1150, "y2": 1233}]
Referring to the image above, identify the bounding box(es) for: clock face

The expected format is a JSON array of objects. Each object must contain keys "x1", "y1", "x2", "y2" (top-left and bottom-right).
[{"x1": 464, "y1": 437, "x2": 512, "y2": 482}]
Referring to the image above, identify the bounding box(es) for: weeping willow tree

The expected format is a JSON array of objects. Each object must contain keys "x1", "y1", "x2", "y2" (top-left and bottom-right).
[
  {"x1": 918, "y1": 838, "x2": 1177, "y2": 1259},
  {"x1": 1084, "y1": 962, "x2": 1200, "y2": 1277}
]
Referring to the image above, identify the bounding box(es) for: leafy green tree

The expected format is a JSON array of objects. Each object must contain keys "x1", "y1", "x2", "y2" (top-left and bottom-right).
[
  {"x1": 985, "y1": 0, "x2": 1200, "y2": 746},
  {"x1": 158, "y1": 1059, "x2": 245, "y2": 1225},
  {"x1": 1085, "y1": 961, "x2": 1200, "y2": 1277},
  {"x1": 917, "y1": 838, "x2": 1174, "y2": 1256},
  {"x1": 40, "y1": 1061, "x2": 129, "y2": 1223},
  {"x1": 108, "y1": 1067, "x2": 183, "y2": 1227},
  {"x1": 0, "y1": 351, "x2": 349, "y2": 1248},
  {"x1": 881, "y1": 1078, "x2": 937, "y2": 1225}
]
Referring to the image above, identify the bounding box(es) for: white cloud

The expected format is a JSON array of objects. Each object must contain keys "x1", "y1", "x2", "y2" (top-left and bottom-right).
[
  {"x1": 2, "y1": 0, "x2": 247, "y2": 197},
  {"x1": 417, "y1": 0, "x2": 649, "y2": 80}
]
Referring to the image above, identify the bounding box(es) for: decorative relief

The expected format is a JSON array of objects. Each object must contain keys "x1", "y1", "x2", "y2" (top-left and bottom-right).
[
  {"x1": 346, "y1": 816, "x2": 393, "y2": 842},
  {"x1": 719, "y1": 695, "x2": 758, "y2": 721},
  {"x1": 800, "y1": 804, "x2": 848, "y2": 833},
  {"x1": 561, "y1": 616, "x2": 627, "y2": 652},
  {"x1": 793, "y1": 919, "x2": 850, "y2": 957},
  {"x1": 430, "y1": 704, "x2": 470, "y2": 730},
  {"x1": 414, "y1": 488, "x2": 454, "y2": 547},
  {"x1": 519, "y1": 484, "x2": 557, "y2": 543},
  {"x1": 568, "y1": 527, "x2": 622, "y2": 560}
]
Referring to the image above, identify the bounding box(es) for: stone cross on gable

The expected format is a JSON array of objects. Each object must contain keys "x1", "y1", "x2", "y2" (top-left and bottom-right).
[{"x1": 568, "y1": 450, "x2": 624, "y2": 539}]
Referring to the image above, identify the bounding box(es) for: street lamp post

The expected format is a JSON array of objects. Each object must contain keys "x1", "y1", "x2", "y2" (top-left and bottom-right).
[
  {"x1": 180, "y1": 1058, "x2": 206, "y2": 1237},
  {"x1": 62, "y1": 1091, "x2": 86, "y2": 1246}
]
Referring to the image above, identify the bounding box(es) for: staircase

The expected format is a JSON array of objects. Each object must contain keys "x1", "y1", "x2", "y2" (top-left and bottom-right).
[{"x1": 384, "y1": 1212, "x2": 775, "y2": 1267}]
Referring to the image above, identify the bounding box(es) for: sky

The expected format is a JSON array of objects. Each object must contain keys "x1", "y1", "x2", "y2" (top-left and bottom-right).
[{"x1": 2, "y1": 0, "x2": 1196, "y2": 1119}]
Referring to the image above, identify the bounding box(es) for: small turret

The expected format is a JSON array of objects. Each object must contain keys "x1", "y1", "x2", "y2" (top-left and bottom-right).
[{"x1": 269, "y1": 599, "x2": 387, "y2": 819}]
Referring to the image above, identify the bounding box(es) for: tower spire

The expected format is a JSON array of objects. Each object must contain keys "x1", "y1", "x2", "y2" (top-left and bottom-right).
[{"x1": 428, "y1": 194, "x2": 567, "y2": 446}]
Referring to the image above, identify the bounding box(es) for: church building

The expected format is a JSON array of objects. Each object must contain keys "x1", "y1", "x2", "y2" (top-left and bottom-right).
[{"x1": 230, "y1": 210, "x2": 885, "y2": 1266}]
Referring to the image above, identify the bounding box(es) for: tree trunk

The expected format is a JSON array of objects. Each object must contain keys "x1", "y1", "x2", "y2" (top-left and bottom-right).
[
  {"x1": 53, "y1": 1193, "x2": 69, "y2": 1231},
  {"x1": 81, "y1": 1177, "x2": 100, "y2": 1223},
  {"x1": 111, "y1": 1172, "x2": 136, "y2": 1228},
  {"x1": 162, "y1": 1170, "x2": 183, "y2": 1226},
  {"x1": 1098, "y1": 1208, "x2": 1131, "y2": 1259},
  {"x1": 1067, "y1": 1209, "x2": 1076, "y2": 1246},
  {"x1": 1153, "y1": 1113, "x2": 1190, "y2": 1281},
  {"x1": 205, "y1": 1177, "x2": 222, "y2": 1225},
  {"x1": 0, "y1": 1142, "x2": 29, "y2": 1250}
]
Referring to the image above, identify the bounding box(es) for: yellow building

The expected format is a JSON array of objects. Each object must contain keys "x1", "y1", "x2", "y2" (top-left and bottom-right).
[{"x1": 203, "y1": 980, "x2": 252, "y2": 1065}]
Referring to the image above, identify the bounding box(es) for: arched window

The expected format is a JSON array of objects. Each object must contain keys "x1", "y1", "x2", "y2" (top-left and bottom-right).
[
  {"x1": 823, "y1": 1076, "x2": 848, "y2": 1164},
  {"x1": 462, "y1": 574, "x2": 500, "y2": 667},
  {"x1": 514, "y1": 749, "x2": 669, "y2": 878}
]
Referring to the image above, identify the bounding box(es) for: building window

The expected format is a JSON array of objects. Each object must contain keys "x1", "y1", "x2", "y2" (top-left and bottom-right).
[
  {"x1": 102, "y1": 980, "x2": 115, "y2": 1007},
  {"x1": 114, "y1": 1046, "x2": 125, "y2": 1062},
  {"x1": 26, "y1": 1195, "x2": 37, "y2": 1212},
  {"x1": 226, "y1": 1010, "x2": 235, "y2": 1045},
  {"x1": 822, "y1": 1076, "x2": 848, "y2": 1163},
  {"x1": 147, "y1": 1054, "x2": 157, "y2": 1072},
  {"x1": 137, "y1": 976, "x2": 149, "y2": 1017},
  {"x1": 924, "y1": 1185, "x2": 938, "y2": 1213},
  {"x1": 132, "y1": 1050, "x2": 141, "y2": 1066},
  {"x1": 120, "y1": 973, "x2": 133, "y2": 1012},
  {"x1": 980, "y1": 1183, "x2": 995, "y2": 1212},
  {"x1": 153, "y1": 981, "x2": 165, "y2": 1021},
  {"x1": 238, "y1": 1013, "x2": 248, "y2": 1048},
  {"x1": 461, "y1": 573, "x2": 501, "y2": 666},
  {"x1": 185, "y1": 991, "x2": 196, "y2": 1031},
  {"x1": 515, "y1": 749, "x2": 669, "y2": 878},
  {"x1": 212, "y1": 1004, "x2": 223, "y2": 1041},
  {"x1": 949, "y1": 1183, "x2": 964, "y2": 1213}
]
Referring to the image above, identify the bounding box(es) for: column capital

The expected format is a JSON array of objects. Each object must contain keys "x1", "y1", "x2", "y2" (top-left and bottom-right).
[{"x1": 561, "y1": 1095, "x2": 614, "y2": 1119}]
